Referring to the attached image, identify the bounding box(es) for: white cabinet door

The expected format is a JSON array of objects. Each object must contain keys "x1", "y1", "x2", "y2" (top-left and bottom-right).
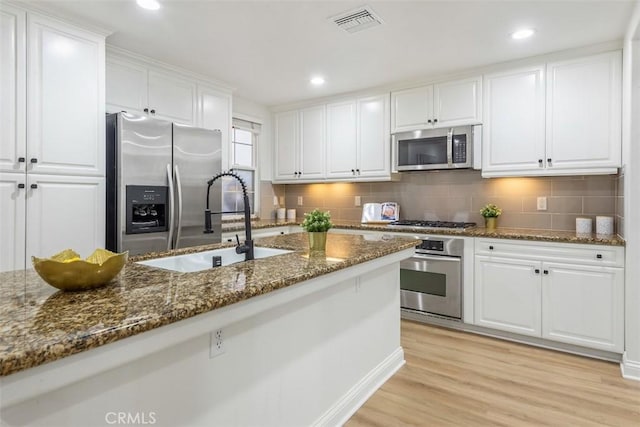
[
  {"x1": 0, "y1": 4, "x2": 26, "y2": 174},
  {"x1": 27, "y1": 13, "x2": 105, "y2": 177},
  {"x1": 391, "y1": 86, "x2": 432, "y2": 133},
  {"x1": 433, "y1": 76, "x2": 482, "y2": 127},
  {"x1": 546, "y1": 51, "x2": 621, "y2": 171},
  {"x1": 482, "y1": 65, "x2": 546, "y2": 175},
  {"x1": 299, "y1": 105, "x2": 325, "y2": 180},
  {"x1": 197, "y1": 85, "x2": 231, "y2": 170},
  {"x1": 148, "y1": 70, "x2": 196, "y2": 125},
  {"x1": 357, "y1": 94, "x2": 390, "y2": 178},
  {"x1": 26, "y1": 174, "x2": 105, "y2": 261},
  {"x1": 475, "y1": 256, "x2": 542, "y2": 337},
  {"x1": 105, "y1": 57, "x2": 148, "y2": 114},
  {"x1": 326, "y1": 100, "x2": 357, "y2": 178},
  {"x1": 274, "y1": 110, "x2": 299, "y2": 180},
  {"x1": 542, "y1": 262, "x2": 624, "y2": 352},
  {"x1": 0, "y1": 173, "x2": 26, "y2": 272}
]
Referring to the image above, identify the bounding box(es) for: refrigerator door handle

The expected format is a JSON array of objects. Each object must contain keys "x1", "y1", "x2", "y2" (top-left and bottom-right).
[
  {"x1": 166, "y1": 163, "x2": 175, "y2": 251},
  {"x1": 174, "y1": 164, "x2": 183, "y2": 249}
]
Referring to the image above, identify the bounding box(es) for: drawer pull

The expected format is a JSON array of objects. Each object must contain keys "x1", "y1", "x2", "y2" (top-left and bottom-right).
[
  {"x1": 489, "y1": 245, "x2": 494, "y2": 250},
  {"x1": 596, "y1": 254, "x2": 603, "y2": 259},
  {"x1": 534, "y1": 269, "x2": 540, "y2": 274},
  {"x1": 543, "y1": 270, "x2": 549, "y2": 275}
]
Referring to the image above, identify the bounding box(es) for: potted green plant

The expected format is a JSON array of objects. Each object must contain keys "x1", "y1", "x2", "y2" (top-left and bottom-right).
[
  {"x1": 301, "y1": 209, "x2": 333, "y2": 252},
  {"x1": 480, "y1": 203, "x2": 502, "y2": 231}
]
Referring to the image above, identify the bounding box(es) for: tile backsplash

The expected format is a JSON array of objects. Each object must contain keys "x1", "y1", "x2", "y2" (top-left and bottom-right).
[{"x1": 268, "y1": 170, "x2": 619, "y2": 233}]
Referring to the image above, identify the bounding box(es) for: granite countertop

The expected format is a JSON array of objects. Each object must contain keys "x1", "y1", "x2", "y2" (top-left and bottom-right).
[
  {"x1": 229, "y1": 219, "x2": 625, "y2": 247},
  {"x1": 0, "y1": 233, "x2": 417, "y2": 377}
]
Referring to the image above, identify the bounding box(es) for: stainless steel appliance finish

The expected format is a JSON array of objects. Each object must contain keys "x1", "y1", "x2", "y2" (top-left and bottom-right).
[
  {"x1": 400, "y1": 236, "x2": 463, "y2": 319},
  {"x1": 393, "y1": 125, "x2": 478, "y2": 171},
  {"x1": 106, "y1": 113, "x2": 222, "y2": 255}
]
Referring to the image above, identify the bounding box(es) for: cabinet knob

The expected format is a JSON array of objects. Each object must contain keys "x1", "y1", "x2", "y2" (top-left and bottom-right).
[
  {"x1": 433, "y1": 118, "x2": 438, "y2": 123},
  {"x1": 294, "y1": 172, "x2": 298, "y2": 176},
  {"x1": 596, "y1": 254, "x2": 603, "y2": 259},
  {"x1": 538, "y1": 159, "x2": 543, "y2": 166},
  {"x1": 543, "y1": 270, "x2": 549, "y2": 275},
  {"x1": 17, "y1": 183, "x2": 25, "y2": 189},
  {"x1": 226, "y1": 238, "x2": 233, "y2": 242},
  {"x1": 298, "y1": 171, "x2": 302, "y2": 175},
  {"x1": 356, "y1": 169, "x2": 360, "y2": 174},
  {"x1": 30, "y1": 158, "x2": 37, "y2": 163},
  {"x1": 30, "y1": 183, "x2": 38, "y2": 189},
  {"x1": 534, "y1": 269, "x2": 540, "y2": 274},
  {"x1": 143, "y1": 108, "x2": 149, "y2": 113},
  {"x1": 489, "y1": 245, "x2": 494, "y2": 250},
  {"x1": 280, "y1": 231, "x2": 285, "y2": 235},
  {"x1": 18, "y1": 157, "x2": 25, "y2": 163},
  {"x1": 150, "y1": 109, "x2": 156, "y2": 115},
  {"x1": 351, "y1": 169, "x2": 355, "y2": 175},
  {"x1": 547, "y1": 158, "x2": 552, "y2": 165},
  {"x1": 427, "y1": 119, "x2": 432, "y2": 123}
]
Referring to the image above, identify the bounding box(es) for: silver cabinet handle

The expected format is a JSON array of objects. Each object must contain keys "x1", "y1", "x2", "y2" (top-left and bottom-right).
[
  {"x1": 18, "y1": 157, "x2": 25, "y2": 163},
  {"x1": 166, "y1": 163, "x2": 175, "y2": 251},
  {"x1": 174, "y1": 164, "x2": 183, "y2": 249},
  {"x1": 17, "y1": 183, "x2": 25, "y2": 189}
]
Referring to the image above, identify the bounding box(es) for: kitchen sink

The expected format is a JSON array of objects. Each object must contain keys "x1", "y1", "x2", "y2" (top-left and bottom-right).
[{"x1": 136, "y1": 247, "x2": 293, "y2": 273}]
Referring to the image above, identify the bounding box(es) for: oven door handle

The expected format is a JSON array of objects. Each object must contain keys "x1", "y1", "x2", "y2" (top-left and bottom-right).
[{"x1": 410, "y1": 253, "x2": 460, "y2": 263}]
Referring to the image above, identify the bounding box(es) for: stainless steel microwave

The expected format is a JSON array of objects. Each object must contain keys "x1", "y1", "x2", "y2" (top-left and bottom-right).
[{"x1": 393, "y1": 125, "x2": 479, "y2": 171}]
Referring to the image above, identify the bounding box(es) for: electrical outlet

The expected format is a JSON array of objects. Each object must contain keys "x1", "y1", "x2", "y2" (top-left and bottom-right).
[
  {"x1": 297, "y1": 196, "x2": 303, "y2": 206},
  {"x1": 354, "y1": 196, "x2": 361, "y2": 207},
  {"x1": 273, "y1": 196, "x2": 278, "y2": 206},
  {"x1": 537, "y1": 197, "x2": 547, "y2": 211},
  {"x1": 209, "y1": 329, "x2": 224, "y2": 358}
]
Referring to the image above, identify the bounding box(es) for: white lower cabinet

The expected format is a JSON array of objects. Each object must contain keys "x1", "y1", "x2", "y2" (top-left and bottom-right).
[
  {"x1": 474, "y1": 238, "x2": 624, "y2": 353},
  {"x1": 0, "y1": 173, "x2": 26, "y2": 271},
  {"x1": 474, "y1": 256, "x2": 542, "y2": 337},
  {"x1": 542, "y1": 263, "x2": 624, "y2": 352},
  {"x1": 25, "y1": 175, "x2": 105, "y2": 262}
]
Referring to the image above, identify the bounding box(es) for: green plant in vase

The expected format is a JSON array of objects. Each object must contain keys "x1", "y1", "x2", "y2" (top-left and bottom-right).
[
  {"x1": 301, "y1": 209, "x2": 333, "y2": 251},
  {"x1": 480, "y1": 203, "x2": 502, "y2": 231}
]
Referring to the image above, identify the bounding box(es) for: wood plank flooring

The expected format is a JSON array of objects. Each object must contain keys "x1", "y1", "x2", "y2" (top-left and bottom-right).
[{"x1": 346, "y1": 320, "x2": 640, "y2": 426}]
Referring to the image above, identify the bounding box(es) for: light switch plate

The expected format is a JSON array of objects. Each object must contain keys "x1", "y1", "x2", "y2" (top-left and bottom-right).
[
  {"x1": 537, "y1": 197, "x2": 547, "y2": 211},
  {"x1": 355, "y1": 196, "x2": 361, "y2": 206},
  {"x1": 273, "y1": 196, "x2": 278, "y2": 206},
  {"x1": 297, "y1": 196, "x2": 303, "y2": 206}
]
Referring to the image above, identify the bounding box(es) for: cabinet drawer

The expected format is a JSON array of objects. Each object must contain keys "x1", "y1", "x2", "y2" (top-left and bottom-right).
[{"x1": 475, "y1": 238, "x2": 623, "y2": 267}]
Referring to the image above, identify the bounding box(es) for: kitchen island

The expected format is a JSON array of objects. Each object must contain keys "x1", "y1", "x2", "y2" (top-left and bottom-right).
[{"x1": 0, "y1": 233, "x2": 416, "y2": 426}]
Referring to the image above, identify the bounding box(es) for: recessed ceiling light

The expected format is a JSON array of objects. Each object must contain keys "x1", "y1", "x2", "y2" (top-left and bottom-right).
[
  {"x1": 511, "y1": 28, "x2": 535, "y2": 40},
  {"x1": 310, "y1": 76, "x2": 325, "y2": 86},
  {"x1": 137, "y1": 0, "x2": 161, "y2": 11}
]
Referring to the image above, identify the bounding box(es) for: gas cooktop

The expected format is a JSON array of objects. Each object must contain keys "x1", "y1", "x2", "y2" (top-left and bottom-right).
[{"x1": 387, "y1": 220, "x2": 477, "y2": 230}]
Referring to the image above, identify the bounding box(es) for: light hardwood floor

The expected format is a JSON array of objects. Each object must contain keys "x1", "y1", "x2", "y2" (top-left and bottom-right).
[{"x1": 346, "y1": 320, "x2": 640, "y2": 426}]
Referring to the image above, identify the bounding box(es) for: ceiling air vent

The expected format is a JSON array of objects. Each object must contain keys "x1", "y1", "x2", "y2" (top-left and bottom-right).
[{"x1": 330, "y1": 5, "x2": 384, "y2": 34}]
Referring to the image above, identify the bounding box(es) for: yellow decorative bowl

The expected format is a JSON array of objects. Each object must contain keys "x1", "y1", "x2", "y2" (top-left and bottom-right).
[{"x1": 32, "y1": 249, "x2": 128, "y2": 291}]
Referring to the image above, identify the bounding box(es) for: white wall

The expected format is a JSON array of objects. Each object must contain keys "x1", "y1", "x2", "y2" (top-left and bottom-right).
[
  {"x1": 622, "y1": 0, "x2": 640, "y2": 380},
  {"x1": 232, "y1": 95, "x2": 273, "y2": 181}
]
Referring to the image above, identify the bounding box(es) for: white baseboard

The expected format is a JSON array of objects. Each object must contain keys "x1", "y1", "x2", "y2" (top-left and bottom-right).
[
  {"x1": 312, "y1": 347, "x2": 405, "y2": 427},
  {"x1": 621, "y1": 352, "x2": 640, "y2": 381}
]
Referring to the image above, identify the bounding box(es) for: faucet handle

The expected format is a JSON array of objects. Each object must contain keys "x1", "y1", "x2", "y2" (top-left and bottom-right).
[{"x1": 235, "y1": 234, "x2": 241, "y2": 245}]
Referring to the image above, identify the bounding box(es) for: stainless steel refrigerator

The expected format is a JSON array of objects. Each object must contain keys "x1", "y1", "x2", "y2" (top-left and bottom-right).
[{"x1": 106, "y1": 112, "x2": 222, "y2": 255}]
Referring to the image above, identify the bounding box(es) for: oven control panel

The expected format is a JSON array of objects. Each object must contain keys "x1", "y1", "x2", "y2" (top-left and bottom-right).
[{"x1": 417, "y1": 240, "x2": 444, "y2": 251}]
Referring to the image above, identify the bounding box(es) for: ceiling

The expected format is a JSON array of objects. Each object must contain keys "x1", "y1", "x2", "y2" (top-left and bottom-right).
[{"x1": 33, "y1": 0, "x2": 636, "y2": 107}]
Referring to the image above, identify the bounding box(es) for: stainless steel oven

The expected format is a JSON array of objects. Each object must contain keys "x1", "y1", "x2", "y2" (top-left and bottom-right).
[{"x1": 400, "y1": 237, "x2": 463, "y2": 319}]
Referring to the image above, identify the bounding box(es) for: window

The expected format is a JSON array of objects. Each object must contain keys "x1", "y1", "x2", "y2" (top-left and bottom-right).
[{"x1": 223, "y1": 118, "x2": 260, "y2": 217}]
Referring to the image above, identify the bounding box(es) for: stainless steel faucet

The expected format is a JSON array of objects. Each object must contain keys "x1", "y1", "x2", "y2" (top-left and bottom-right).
[{"x1": 204, "y1": 171, "x2": 254, "y2": 261}]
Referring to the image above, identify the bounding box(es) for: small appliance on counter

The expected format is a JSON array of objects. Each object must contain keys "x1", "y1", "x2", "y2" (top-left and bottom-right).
[{"x1": 361, "y1": 202, "x2": 399, "y2": 224}]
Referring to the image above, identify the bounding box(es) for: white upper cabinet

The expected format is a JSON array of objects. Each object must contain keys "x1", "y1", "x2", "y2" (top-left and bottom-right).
[
  {"x1": 545, "y1": 51, "x2": 621, "y2": 172},
  {"x1": 391, "y1": 76, "x2": 481, "y2": 133},
  {"x1": 27, "y1": 13, "x2": 105, "y2": 177},
  {"x1": 0, "y1": 4, "x2": 26, "y2": 174},
  {"x1": 274, "y1": 107, "x2": 326, "y2": 182},
  {"x1": 326, "y1": 95, "x2": 391, "y2": 180},
  {"x1": 326, "y1": 100, "x2": 357, "y2": 178},
  {"x1": 482, "y1": 51, "x2": 621, "y2": 177},
  {"x1": 482, "y1": 65, "x2": 546, "y2": 174},
  {"x1": 357, "y1": 94, "x2": 390, "y2": 178},
  {"x1": 147, "y1": 70, "x2": 196, "y2": 125},
  {"x1": 299, "y1": 105, "x2": 326, "y2": 180},
  {"x1": 106, "y1": 53, "x2": 199, "y2": 125}
]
